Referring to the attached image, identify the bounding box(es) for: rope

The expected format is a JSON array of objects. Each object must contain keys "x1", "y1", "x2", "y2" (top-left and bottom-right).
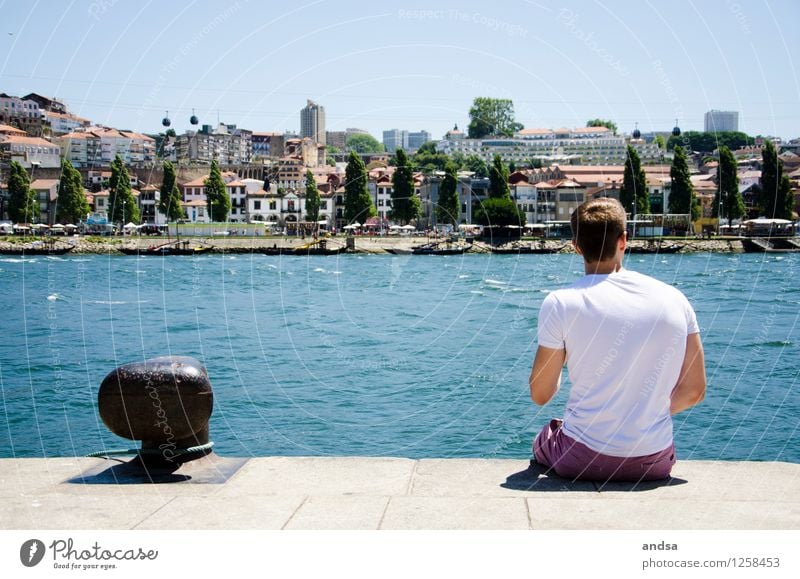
[{"x1": 87, "y1": 441, "x2": 214, "y2": 460}]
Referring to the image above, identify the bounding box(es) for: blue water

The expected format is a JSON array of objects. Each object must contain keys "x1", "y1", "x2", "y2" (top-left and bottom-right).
[{"x1": 0, "y1": 251, "x2": 797, "y2": 462}]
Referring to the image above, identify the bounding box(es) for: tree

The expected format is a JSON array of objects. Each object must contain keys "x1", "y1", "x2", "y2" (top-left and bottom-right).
[
  {"x1": 757, "y1": 140, "x2": 793, "y2": 219},
  {"x1": 620, "y1": 145, "x2": 649, "y2": 215},
  {"x1": 467, "y1": 97, "x2": 523, "y2": 138},
  {"x1": 390, "y1": 149, "x2": 420, "y2": 224},
  {"x1": 488, "y1": 154, "x2": 510, "y2": 199},
  {"x1": 344, "y1": 151, "x2": 375, "y2": 223},
  {"x1": 56, "y1": 158, "x2": 90, "y2": 224},
  {"x1": 668, "y1": 146, "x2": 697, "y2": 219},
  {"x1": 653, "y1": 135, "x2": 666, "y2": 150},
  {"x1": 158, "y1": 161, "x2": 185, "y2": 222},
  {"x1": 779, "y1": 174, "x2": 794, "y2": 219},
  {"x1": 473, "y1": 198, "x2": 525, "y2": 227},
  {"x1": 304, "y1": 170, "x2": 320, "y2": 223},
  {"x1": 586, "y1": 118, "x2": 618, "y2": 134},
  {"x1": 7, "y1": 161, "x2": 39, "y2": 223},
  {"x1": 108, "y1": 155, "x2": 139, "y2": 225},
  {"x1": 666, "y1": 131, "x2": 752, "y2": 153},
  {"x1": 204, "y1": 160, "x2": 230, "y2": 222},
  {"x1": 345, "y1": 133, "x2": 384, "y2": 153},
  {"x1": 462, "y1": 154, "x2": 488, "y2": 177},
  {"x1": 436, "y1": 162, "x2": 460, "y2": 226},
  {"x1": 715, "y1": 146, "x2": 744, "y2": 225},
  {"x1": 412, "y1": 141, "x2": 450, "y2": 173}
]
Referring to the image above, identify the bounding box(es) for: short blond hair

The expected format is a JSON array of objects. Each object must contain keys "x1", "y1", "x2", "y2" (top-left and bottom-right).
[{"x1": 570, "y1": 198, "x2": 627, "y2": 262}]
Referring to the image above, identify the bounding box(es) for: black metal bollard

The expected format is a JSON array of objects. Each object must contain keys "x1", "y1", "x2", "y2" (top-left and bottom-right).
[{"x1": 98, "y1": 356, "x2": 213, "y2": 464}]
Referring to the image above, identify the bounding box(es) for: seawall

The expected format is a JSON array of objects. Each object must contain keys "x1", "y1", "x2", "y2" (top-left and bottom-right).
[{"x1": 1, "y1": 457, "x2": 797, "y2": 529}]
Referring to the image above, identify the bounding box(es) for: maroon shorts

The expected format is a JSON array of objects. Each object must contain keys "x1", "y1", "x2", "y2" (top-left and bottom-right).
[{"x1": 533, "y1": 419, "x2": 675, "y2": 482}]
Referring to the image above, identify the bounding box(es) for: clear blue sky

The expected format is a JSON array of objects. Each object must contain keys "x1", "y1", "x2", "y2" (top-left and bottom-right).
[{"x1": 1, "y1": 0, "x2": 798, "y2": 140}]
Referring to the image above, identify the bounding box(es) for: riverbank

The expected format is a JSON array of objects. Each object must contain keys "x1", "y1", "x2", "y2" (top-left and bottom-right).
[
  {"x1": 0, "y1": 457, "x2": 796, "y2": 529},
  {"x1": 0, "y1": 236, "x2": 745, "y2": 255}
]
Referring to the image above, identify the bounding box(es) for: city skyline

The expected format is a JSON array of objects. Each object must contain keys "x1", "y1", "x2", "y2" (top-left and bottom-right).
[{"x1": 1, "y1": 1, "x2": 798, "y2": 140}]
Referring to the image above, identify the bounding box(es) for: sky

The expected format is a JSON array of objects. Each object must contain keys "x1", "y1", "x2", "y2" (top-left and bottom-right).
[{"x1": 1, "y1": 0, "x2": 798, "y2": 140}]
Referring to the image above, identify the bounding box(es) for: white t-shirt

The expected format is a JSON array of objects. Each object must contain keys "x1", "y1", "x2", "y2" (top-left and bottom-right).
[{"x1": 537, "y1": 268, "x2": 700, "y2": 457}]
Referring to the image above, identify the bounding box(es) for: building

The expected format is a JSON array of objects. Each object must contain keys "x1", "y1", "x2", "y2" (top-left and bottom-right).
[
  {"x1": 0, "y1": 134, "x2": 61, "y2": 168},
  {"x1": 419, "y1": 172, "x2": 489, "y2": 228},
  {"x1": 55, "y1": 127, "x2": 155, "y2": 167},
  {"x1": 175, "y1": 124, "x2": 252, "y2": 165},
  {"x1": 21, "y1": 93, "x2": 67, "y2": 114},
  {"x1": 704, "y1": 110, "x2": 739, "y2": 132},
  {"x1": 408, "y1": 130, "x2": 430, "y2": 151},
  {"x1": 437, "y1": 126, "x2": 662, "y2": 166},
  {"x1": 251, "y1": 132, "x2": 282, "y2": 159},
  {"x1": 0, "y1": 93, "x2": 44, "y2": 136},
  {"x1": 300, "y1": 100, "x2": 325, "y2": 145},
  {"x1": 326, "y1": 131, "x2": 346, "y2": 150},
  {"x1": 138, "y1": 184, "x2": 165, "y2": 225},
  {"x1": 383, "y1": 129, "x2": 408, "y2": 153},
  {"x1": 30, "y1": 179, "x2": 60, "y2": 224},
  {"x1": 43, "y1": 111, "x2": 90, "y2": 135}
]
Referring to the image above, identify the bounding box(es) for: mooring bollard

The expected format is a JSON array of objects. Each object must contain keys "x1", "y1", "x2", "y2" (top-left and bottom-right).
[{"x1": 97, "y1": 356, "x2": 214, "y2": 464}]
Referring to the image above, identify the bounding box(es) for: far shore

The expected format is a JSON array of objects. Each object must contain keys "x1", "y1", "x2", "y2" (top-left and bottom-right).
[{"x1": 0, "y1": 234, "x2": 747, "y2": 254}]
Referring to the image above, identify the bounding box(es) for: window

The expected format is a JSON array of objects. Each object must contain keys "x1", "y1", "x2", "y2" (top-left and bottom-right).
[
  {"x1": 254, "y1": 200, "x2": 261, "y2": 210},
  {"x1": 269, "y1": 201, "x2": 276, "y2": 210}
]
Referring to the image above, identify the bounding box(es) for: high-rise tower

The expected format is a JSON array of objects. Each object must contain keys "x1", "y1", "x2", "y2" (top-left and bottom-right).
[{"x1": 300, "y1": 99, "x2": 326, "y2": 145}]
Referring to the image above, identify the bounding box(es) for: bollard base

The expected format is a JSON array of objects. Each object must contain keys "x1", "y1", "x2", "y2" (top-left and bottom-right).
[{"x1": 67, "y1": 453, "x2": 249, "y2": 485}]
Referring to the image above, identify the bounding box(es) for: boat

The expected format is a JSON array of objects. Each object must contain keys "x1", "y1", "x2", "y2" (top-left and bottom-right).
[
  {"x1": 411, "y1": 242, "x2": 469, "y2": 255},
  {"x1": 292, "y1": 238, "x2": 347, "y2": 255},
  {"x1": 627, "y1": 242, "x2": 683, "y2": 254},
  {"x1": 490, "y1": 241, "x2": 565, "y2": 254},
  {"x1": 119, "y1": 240, "x2": 213, "y2": 256},
  {"x1": 385, "y1": 247, "x2": 412, "y2": 255},
  {"x1": 741, "y1": 237, "x2": 800, "y2": 253},
  {"x1": 0, "y1": 244, "x2": 75, "y2": 256}
]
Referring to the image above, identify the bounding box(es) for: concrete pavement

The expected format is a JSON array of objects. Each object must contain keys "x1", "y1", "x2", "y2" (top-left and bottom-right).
[{"x1": 0, "y1": 456, "x2": 797, "y2": 530}]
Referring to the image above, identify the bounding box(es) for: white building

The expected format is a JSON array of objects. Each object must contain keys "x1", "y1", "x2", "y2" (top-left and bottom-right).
[
  {"x1": 56, "y1": 127, "x2": 155, "y2": 167},
  {"x1": 383, "y1": 129, "x2": 408, "y2": 153},
  {"x1": 0, "y1": 135, "x2": 61, "y2": 168},
  {"x1": 44, "y1": 111, "x2": 89, "y2": 135},
  {"x1": 437, "y1": 126, "x2": 662, "y2": 166},
  {"x1": 704, "y1": 110, "x2": 739, "y2": 133}
]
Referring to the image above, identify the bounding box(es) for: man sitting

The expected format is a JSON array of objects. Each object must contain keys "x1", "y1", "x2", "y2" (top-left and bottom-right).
[{"x1": 530, "y1": 198, "x2": 706, "y2": 481}]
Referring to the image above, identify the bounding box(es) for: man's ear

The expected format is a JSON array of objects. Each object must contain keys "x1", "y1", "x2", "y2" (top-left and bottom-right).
[
  {"x1": 572, "y1": 238, "x2": 583, "y2": 255},
  {"x1": 618, "y1": 230, "x2": 627, "y2": 251}
]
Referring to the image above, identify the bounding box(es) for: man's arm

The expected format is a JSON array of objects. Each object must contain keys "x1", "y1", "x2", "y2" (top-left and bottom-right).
[
  {"x1": 670, "y1": 332, "x2": 706, "y2": 415},
  {"x1": 530, "y1": 345, "x2": 566, "y2": 405}
]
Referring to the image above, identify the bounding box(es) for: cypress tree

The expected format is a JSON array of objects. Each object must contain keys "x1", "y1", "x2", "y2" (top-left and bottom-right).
[
  {"x1": 621, "y1": 145, "x2": 649, "y2": 215},
  {"x1": 344, "y1": 151, "x2": 375, "y2": 224},
  {"x1": 7, "y1": 161, "x2": 39, "y2": 223},
  {"x1": 715, "y1": 146, "x2": 744, "y2": 225},
  {"x1": 668, "y1": 145, "x2": 696, "y2": 217},
  {"x1": 436, "y1": 162, "x2": 460, "y2": 226},
  {"x1": 204, "y1": 160, "x2": 230, "y2": 222},
  {"x1": 304, "y1": 170, "x2": 320, "y2": 223},
  {"x1": 488, "y1": 154, "x2": 511, "y2": 199},
  {"x1": 158, "y1": 160, "x2": 185, "y2": 222},
  {"x1": 108, "y1": 155, "x2": 139, "y2": 225},
  {"x1": 758, "y1": 140, "x2": 781, "y2": 218},
  {"x1": 390, "y1": 149, "x2": 420, "y2": 224},
  {"x1": 56, "y1": 158, "x2": 90, "y2": 224}
]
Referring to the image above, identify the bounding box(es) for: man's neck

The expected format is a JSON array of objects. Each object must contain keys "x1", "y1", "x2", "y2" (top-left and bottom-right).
[{"x1": 584, "y1": 259, "x2": 624, "y2": 275}]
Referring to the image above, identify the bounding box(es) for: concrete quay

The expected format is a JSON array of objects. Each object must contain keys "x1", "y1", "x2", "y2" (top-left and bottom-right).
[{"x1": 1, "y1": 457, "x2": 797, "y2": 530}]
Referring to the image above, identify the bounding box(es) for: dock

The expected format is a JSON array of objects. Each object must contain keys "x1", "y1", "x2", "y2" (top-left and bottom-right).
[{"x1": 1, "y1": 457, "x2": 797, "y2": 529}]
